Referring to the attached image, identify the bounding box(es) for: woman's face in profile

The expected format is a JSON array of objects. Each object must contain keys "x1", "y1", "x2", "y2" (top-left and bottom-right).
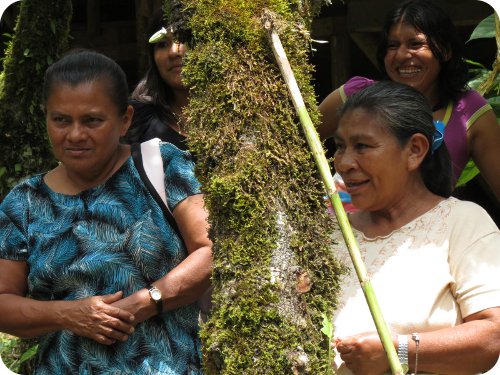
[
  {"x1": 333, "y1": 108, "x2": 411, "y2": 211},
  {"x1": 45, "y1": 80, "x2": 132, "y2": 176},
  {"x1": 154, "y1": 33, "x2": 188, "y2": 91},
  {"x1": 384, "y1": 22, "x2": 441, "y2": 102}
]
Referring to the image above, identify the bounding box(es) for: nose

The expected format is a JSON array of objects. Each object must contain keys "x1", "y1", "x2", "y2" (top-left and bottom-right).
[
  {"x1": 334, "y1": 148, "x2": 357, "y2": 175},
  {"x1": 169, "y1": 41, "x2": 185, "y2": 56},
  {"x1": 395, "y1": 44, "x2": 412, "y2": 59},
  {"x1": 67, "y1": 123, "x2": 88, "y2": 142}
]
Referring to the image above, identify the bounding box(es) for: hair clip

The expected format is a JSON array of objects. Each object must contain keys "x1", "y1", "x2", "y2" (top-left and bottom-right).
[
  {"x1": 149, "y1": 26, "x2": 175, "y2": 44},
  {"x1": 432, "y1": 120, "x2": 445, "y2": 154},
  {"x1": 149, "y1": 27, "x2": 167, "y2": 43}
]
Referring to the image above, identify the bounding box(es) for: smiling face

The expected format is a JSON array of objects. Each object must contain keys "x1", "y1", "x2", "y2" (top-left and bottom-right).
[
  {"x1": 384, "y1": 22, "x2": 442, "y2": 105},
  {"x1": 153, "y1": 33, "x2": 188, "y2": 91},
  {"x1": 333, "y1": 108, "x2": 414, "y2": 211},
  {"x1": 46, "y1": 80, "x2": 132, "y2": 181}
]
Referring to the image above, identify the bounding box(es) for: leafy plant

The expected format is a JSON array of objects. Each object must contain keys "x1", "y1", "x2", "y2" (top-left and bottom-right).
[{"x1": 456, "y1": 12, "x2": 500, "y2": 186}]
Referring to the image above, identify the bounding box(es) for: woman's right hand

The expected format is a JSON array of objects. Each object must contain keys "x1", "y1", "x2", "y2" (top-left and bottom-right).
[{"x1": 60, "y1": 291, "x2": 136, "y2": 345}]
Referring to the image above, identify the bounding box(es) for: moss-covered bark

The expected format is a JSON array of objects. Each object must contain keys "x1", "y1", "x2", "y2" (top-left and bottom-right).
[
  {"x1": 0, "y1": 0, "x2": 72, "y2": 199},
  {"x1": 166, "y1": 1, "x2": 346, "y2": 373}
]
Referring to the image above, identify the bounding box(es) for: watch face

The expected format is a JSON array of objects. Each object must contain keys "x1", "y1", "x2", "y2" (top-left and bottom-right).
[{"x1": 150, "y1": 288, "x2": 161, "y2": 300}]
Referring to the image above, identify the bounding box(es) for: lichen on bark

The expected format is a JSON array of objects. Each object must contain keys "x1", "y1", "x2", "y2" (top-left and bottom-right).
[
  {"x1": 0, "y1": 0, "x2": 72, "y2": 199},
  {"x1": 165, "y1": 1, "x2": 346, "y2": 373}
]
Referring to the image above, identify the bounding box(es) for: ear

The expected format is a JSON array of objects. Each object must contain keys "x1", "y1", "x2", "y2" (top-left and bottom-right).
[
  {"x1": 406, "y1": 133, "x2": 430, "y2": 172},
  {"x1": 120, "y1": 104, "x2": 134, "y2": 137}
]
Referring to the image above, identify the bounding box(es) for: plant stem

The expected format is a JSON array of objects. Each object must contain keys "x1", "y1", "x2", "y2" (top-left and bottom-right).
[{"x1": 263, "y1": 15, "x2": 406, "y2": 375}]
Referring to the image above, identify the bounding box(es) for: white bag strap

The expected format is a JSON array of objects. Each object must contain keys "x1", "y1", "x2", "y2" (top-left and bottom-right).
[{"x1": 140, "y1": 138, "x2": 168, "y2": 209}]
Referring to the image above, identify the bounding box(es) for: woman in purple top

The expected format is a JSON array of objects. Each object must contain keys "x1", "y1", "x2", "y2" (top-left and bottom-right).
[{"x1": 318, "y1": 0, "x2": 500, "y2": 200}]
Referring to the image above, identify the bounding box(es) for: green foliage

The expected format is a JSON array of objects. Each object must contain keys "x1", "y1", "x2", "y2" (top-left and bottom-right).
[
  {"x1": 0, "y1": 333, "x2": 21, "y2": 372},
  {"x1": 468, "y1": 14, "x2": 496, "y2": 42},
  {"x1": 176, "y1": 0, "x2": 345, "y2": 373},
  {"x1": 457, "y1": 12, "x2": 500, "y2": 186},
  {"x1": 0, "y1": 0, "x2": 72, "y2": 200},
  {"x1": 0, "y1": 333, "x2": 37, "y2": 373}
]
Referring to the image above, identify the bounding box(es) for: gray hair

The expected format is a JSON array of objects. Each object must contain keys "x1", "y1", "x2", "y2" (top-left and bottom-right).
[{"x1": 338, "y1": 81, "x2": 452, "y2": 197}]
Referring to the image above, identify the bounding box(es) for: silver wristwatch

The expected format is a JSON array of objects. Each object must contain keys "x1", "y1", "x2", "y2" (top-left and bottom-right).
[
  {"x1": 397, "y1": 334, "x2": 409, "y2": 372},
  {"x1": 148, "y1": 285, "x2": 163, "y2": 314}
]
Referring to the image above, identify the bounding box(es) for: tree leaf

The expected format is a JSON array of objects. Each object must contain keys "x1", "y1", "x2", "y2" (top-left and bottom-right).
[
  {"x1": 18, "y1": 344, "x2": 38, "y2": 364},
  {"x1": 467, "y1": 14, "x2": 496, "y2": 42},
  {"x1": 321, "y1": 313, "x2": 334, "y2": 339}
]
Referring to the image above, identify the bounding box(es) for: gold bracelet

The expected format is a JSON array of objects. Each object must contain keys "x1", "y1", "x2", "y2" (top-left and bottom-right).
[{"x1": 411, "y1": 332, "x2": 420, "y2": 375}]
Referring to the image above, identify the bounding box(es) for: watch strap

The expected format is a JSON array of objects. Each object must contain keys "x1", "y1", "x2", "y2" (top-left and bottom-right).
[{"x1": 397, "y1": 334, "x2": 409, "y2": 372}]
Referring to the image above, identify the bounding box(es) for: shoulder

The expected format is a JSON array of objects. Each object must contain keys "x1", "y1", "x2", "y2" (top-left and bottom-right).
[
  {"x1": 457, "y1": 89, "x2": 488, "y2": 105},
  {"x1": 160, "y1": 142, "x2": 198, "y2": 183},
  {"x1": 159, "y1": 142, "x2": 194, "y2": 164},
  {"x1": 160, "y1": 142, "x2": 201, "y2": 207},
  {"x1": 441, "y1": 197, "x2": 498, "y2": 241},
  {"x1": 453, "y1": 90, "x2": 492, "y2": 122},
  {"x1": 341, "y1": 76, "x2": 376, "y2": 101},
  {"x1": 1, "y1": 175, "x2": 44, "y2": 206}
]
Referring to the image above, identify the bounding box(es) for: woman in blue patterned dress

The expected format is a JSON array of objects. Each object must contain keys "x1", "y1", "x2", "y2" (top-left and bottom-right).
[{"x1": 0, "y1": 50, "x2": 212, "y2": 374}]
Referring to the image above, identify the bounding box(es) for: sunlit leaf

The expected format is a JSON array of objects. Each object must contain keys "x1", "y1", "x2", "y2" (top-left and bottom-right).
[
  {"x1": 467, "y1": 14, "x2": 496, "y2": 42},
  {"x1": 18, "y1": 344, "x2": 38, "y2": 363},
  {"x1": 320, "y1": 313, "x2": 334, "y2": 339}
]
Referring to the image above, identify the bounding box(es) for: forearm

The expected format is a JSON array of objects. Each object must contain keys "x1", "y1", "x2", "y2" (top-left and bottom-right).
[
  {"x1": 0, "y1": 294, "x2": 65, "y2": 338},
  {"x1": 404, "y1": 318, "x2": 500, "y2": 374},
  {"x1": 113, "y1": 246, "x2": 212, "y2": 322},
  {"x1": 157, "y1": 245, "x2": 212, "y2": 310}
]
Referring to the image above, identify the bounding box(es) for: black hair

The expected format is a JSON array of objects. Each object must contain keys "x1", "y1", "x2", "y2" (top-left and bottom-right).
[
  {"x1": 130, "y1": 9, "x2": 185, "y2": 124},
  {"x1": 43, "y1": 49, "x2": 129, "y2": 115},
  {"x1": 339, "y1": 80, "x2": 453, "y2": 198},
  {"x1": 376, "y1": 0, "x2": 469, "y2": 106}
]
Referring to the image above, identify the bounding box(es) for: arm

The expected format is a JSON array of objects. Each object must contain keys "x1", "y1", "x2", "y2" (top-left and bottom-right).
[
  {"x1": 112, "y1": 193, "x2": 212, "y2": 322},
  {"x1": 468, "y1": 108, "x2": 500, "y2": 200},
  {"x1": 317, "y1": 88, "x2": 344, "y2": 140},
  {"x1": 0, "y1": 259, "x2": 135, "y2": 345},
  {"x1": 336, "y1": 307, "x2": 500, "y2": 375}
]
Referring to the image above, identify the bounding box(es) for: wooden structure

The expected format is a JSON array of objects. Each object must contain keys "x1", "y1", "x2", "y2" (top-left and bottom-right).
[
  {"x1": 1, "y1": 0, "x2": 495, "y2": 96},
  {"x1": 311, "y1": 0, "x2": 495, "y2": 100}
]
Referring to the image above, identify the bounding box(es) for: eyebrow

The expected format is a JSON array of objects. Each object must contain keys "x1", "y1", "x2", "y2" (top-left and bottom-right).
[{"x1": 333, "y1": 133, "x2": 375, "y2": 143}]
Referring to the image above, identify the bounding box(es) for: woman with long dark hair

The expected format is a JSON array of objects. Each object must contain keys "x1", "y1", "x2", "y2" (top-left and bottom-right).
[{"x1": 319, "y1": 0, "x2": 500, "y2": 200}]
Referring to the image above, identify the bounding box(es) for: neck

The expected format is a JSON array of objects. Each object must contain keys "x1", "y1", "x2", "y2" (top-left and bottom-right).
[
  {"x1": 47, "y1": 145, "x2": 130, "y2": 195},
  {"x1": 353, "y1": 181, "x2": 442, "y2": 237},
  {"x1": 172, "y1": 88, "x2": 189, "y2": 111},
  {"x1": 422, "y1": 86, "x2": 441, "y2": 111}
]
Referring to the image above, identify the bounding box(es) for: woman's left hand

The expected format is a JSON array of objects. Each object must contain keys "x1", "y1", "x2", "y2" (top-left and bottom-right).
[{"x1": 335, "y1": 332, "x2": 389, "y2": 375}]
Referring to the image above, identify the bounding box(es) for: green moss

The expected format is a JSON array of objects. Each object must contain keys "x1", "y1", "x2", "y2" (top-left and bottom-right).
[
  {"x1": 169, "y1": 0, "x2": 346, "y2": 373},
  {"x1": 0, "y1": 0, "x2": 72, "y2": 199}
]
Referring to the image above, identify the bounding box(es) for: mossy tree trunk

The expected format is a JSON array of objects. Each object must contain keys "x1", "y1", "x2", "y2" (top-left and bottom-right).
[
  {"x1": 0, "y1": 0, "x2": 72, "y2": 199},
  {"x1": 166, "y1": 1, "x2": 345, "y2": 373}
]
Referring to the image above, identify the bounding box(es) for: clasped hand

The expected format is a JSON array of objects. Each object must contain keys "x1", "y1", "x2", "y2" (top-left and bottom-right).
[
  {"x1": 62, "y1": 291, "x2": 135, "y2": 345},
  {"x1": 334, "y1": 332, "x2": 390, "y2": 375}
]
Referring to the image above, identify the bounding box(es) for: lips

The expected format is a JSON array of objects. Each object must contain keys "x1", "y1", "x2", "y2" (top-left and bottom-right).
[
  {"x1": 344, "y1": 179, "x2": 369, "y2": 194},
  {"x1": 65, "y1": 147, "x2": 91, "y2": 157},
  {"x1": 169, "y1": 63, "x2": 183, "y2": 71}
]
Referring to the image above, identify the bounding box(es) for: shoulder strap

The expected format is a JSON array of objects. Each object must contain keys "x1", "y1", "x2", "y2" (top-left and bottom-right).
[{"x1": 131, "y1": 139, "x2": 182, "y2": 237}]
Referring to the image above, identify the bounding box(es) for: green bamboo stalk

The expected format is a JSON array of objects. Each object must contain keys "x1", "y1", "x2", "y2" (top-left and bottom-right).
[{"x1": 263, "y1": 16, "x2": 407, "y2": 375}]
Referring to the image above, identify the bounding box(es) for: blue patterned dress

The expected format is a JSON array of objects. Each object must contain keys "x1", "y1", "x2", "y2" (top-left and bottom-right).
[{"x1": 0, "y1": 143, "x2": 203, "y2": 374}]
